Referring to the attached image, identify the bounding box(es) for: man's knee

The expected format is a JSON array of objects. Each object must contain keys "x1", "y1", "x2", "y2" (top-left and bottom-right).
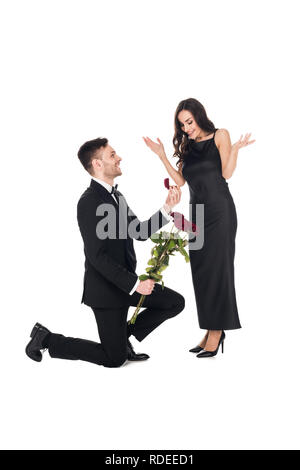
[
  {"x1": 171, "y1": 293, "x2": 185, "y2": 316},
  {"x1": 104, "y1": 350, "x2": 128, "y2": 368}
]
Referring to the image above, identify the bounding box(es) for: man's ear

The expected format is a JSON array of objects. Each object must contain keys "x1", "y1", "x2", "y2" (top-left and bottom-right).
[{"x1": 91, "y1": 158, "x2": 102, "y2": 172}]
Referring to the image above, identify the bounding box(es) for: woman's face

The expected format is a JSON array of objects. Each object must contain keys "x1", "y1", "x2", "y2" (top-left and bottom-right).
[{"x1": 178, "y1": 110, "x2": 202, "y2": 140}]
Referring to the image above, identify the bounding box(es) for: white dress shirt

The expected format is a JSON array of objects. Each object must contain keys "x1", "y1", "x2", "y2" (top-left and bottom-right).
[{"x1": 91, "y1": 176, "x2": 173, "y2": 295}]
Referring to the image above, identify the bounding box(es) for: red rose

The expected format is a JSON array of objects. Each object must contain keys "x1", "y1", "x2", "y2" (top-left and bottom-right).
[{"x1": 170, "y1": 211, "x2": 199, "y2": 234}]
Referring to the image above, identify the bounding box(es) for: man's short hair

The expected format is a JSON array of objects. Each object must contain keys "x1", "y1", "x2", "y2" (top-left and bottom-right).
[{"x1": 77, "y1": 137, "x2": 108, "y2": 174}]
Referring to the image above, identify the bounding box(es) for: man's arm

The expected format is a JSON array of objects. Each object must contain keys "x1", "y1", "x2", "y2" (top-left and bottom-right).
[
  {"x1": 126, "y1": 204, "x2": 171, "y2": 241},
  {"x1": 129, "y1": 278, "x2": 140, "y2": 295},
  {"x1": 160, "y1": 204, "x2": 174, "y2": 222},
  {"x1": 77, "y1": 196, "x2": 138, "y2": 294},
  {"x1": 121, "y1": 186, "x2": 179, "y2": 241}
]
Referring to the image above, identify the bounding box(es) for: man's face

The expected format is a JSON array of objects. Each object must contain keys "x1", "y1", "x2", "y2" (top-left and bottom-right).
[{"x1": 94, "y1": 144, "x2": 122, "y2": 178}]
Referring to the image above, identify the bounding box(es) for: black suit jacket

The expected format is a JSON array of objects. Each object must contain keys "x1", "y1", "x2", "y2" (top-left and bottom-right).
[{"x1": 77, "y1": 179, "x2": 171, "y2": 308}]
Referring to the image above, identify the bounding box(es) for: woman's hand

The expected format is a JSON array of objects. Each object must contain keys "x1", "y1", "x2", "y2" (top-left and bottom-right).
[
  {"x1": 232, "y1": 133, "x2": 256, "y2": 151},
  {"x1": 143, "y1": 136, "x2": 186, "y2": 187},
  {"x1": 143, "y1": 136, "x2": 166, "y2": 160}
]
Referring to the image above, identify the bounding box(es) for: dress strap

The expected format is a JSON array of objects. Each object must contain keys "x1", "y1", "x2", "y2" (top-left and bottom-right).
[{"x1": 213, "y1": 128, "x2": 218, "y2": 137}]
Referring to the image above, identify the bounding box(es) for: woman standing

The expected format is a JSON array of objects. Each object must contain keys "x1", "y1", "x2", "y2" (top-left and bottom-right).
[{"x1": 143, "y1": 98, "x2": 255, "y2": 358}]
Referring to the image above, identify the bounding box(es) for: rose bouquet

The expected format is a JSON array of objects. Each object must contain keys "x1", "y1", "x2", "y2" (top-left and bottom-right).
[{"x1": 128, "y1": 178, "x2": 199, "y2": 325}]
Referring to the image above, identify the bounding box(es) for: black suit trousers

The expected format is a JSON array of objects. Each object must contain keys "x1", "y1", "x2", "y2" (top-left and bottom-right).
[{"x1": 47, "y1": 284, "x2": 185, "y2": 368}]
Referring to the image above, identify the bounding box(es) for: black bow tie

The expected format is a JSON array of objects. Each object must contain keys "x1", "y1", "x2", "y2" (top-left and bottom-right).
[{"x1": 110, "y1": 184, "x2": 119, "y2": 195}]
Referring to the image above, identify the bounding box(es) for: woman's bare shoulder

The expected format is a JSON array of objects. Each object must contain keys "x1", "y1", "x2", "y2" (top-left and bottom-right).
[
  {"x1": 216, "y1": 128, "x2": 230, "y2": 138},
  {"x1": 215, "y1": 128, "x2": 231, "y2": 146}
]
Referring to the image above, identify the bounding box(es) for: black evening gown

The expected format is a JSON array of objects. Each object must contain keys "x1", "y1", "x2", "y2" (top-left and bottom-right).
[{"x1": 181, "y1": 129, "x2": 241, "y2": 330}]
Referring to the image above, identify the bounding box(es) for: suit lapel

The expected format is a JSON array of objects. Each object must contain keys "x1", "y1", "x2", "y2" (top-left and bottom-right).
[
  {"x1": 89, "y1": 179, "x2": 119, "y2": 209},
  {"x1": 89, "y1": 180, "x2": 131, "y2": 240}
]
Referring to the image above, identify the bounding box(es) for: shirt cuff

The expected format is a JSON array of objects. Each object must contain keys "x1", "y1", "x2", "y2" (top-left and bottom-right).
[
  {"x1": 160, "y1": 205, "x2": 174, "y2": 222},
  {"x1": 129, "y1": 278, "x2": 140, "y2": 295}
]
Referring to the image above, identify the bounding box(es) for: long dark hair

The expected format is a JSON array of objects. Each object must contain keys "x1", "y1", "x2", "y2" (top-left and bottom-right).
[{"x1": 173, "y1": 98, "x2": 216, "y2": 170}]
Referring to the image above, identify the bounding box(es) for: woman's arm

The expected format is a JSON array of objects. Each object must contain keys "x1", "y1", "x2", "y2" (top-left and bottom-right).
[
  {"x1": 143, "y1": 136, "x2": 186, "y2": 187},
  {"x1": 216, "y1": 129, "x2": 255, "y2": 180},
  {"x1": 160, "y1": 154, "x2": 186, "y2": 186},
  {"x1": 216, "y1": 129, "x2": 233, "y2": 179}
]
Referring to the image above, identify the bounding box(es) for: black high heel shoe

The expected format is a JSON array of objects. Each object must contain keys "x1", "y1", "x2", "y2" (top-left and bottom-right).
[
  {"x1": 196, "y1": 331, "x2": 225, "y2": 358},
  {"x1": 189, "y1": 332, "x2": 209, "y2": 353},
  {"x1": 189, "y1": 345, "x2": 204, "y2": 353}
]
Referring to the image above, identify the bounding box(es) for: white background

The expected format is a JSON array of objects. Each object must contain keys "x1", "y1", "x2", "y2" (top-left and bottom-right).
[{"x1": 1, "y1": 0, "x2": 299, "y2": 450}]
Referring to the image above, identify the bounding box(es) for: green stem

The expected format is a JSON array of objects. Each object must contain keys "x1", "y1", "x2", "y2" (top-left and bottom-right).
[
  {"x1": 129, "y1": 225, "x2": 175, "y2": 325},
  {"x1": 129, "y1": 294, "x2": 145, "y2": 324},
  {"x1": 157, "y1": 240, "x2": 170, "y2": 265}
]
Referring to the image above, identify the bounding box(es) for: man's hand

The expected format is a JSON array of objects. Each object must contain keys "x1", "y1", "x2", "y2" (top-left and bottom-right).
[
  {"x1": 136, "y1": 279, "x2": 155, "y2": 295},
  {"x1": 164, "y1": 185, "x2": 181, "y2": 213}
]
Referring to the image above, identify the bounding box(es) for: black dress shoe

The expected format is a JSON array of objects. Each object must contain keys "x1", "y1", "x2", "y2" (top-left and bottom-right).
[
  {"x1": 196, "y1": 331, "x2": 226, "y2": 358},
  {"x1": 127, "y1": 339, "x2": 149, "y2": 361},
  {"x1": 25, "y1": 322, "x2": 51, "y2": 362}
]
